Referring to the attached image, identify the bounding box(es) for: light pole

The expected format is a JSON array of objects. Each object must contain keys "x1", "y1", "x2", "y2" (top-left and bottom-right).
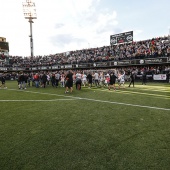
[{"x1": 23, "y1": 0, "x2": 37, "y2": 57}]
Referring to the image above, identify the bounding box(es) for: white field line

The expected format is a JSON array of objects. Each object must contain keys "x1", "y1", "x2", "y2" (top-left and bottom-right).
[
  {"x1": 0, "y1": 99, "x2": 76, "y2": 102},
  {"x1": 5, "y1": 89, "x2": 170, "y2": 111},
  {"x1": 79, "y1": 97, "x2": 170, "y2": 111}
]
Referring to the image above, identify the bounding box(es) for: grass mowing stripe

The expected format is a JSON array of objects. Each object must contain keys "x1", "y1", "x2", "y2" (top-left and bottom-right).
[
  {"x1": 136, "y1": 84, "x2": 170, "y2": 89},
  {"x1": 130, "y1": 86, "x2": 170, "y2": 93},
  {"x1": 128, "y1": 88, "x2": 170, "y2": 93},
  {"x1": 107, "y1": 89, "x2": 170, "y2": 98},
  {"x1": 7, "y1": 88, "x2": 170, "y2": 111},
  {"x1": 84, "y1": 84, "x2": 170, "y2": 92},
  {"x1": 87, "y1": 87, "x2": 170, "y2": 99}
]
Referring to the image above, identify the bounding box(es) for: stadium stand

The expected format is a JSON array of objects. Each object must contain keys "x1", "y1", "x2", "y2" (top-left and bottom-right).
[{"x1": 0, "y1": 36, "x2": 169, "y2": 67}]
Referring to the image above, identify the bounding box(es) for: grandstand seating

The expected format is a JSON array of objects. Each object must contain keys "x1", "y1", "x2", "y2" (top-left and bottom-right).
[{"x1": 0, "y1": 36, "x2": 170, "y2": 68}]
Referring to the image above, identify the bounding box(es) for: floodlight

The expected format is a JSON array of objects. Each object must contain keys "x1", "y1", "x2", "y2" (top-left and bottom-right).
[{"x1": 22, "y1": 0, "x2": 37, "y2": 57}]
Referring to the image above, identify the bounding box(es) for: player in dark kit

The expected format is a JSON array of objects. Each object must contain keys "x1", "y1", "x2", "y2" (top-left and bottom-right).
[{"x1": 108, "y1": 72, "x2": 117, "y2": 90}]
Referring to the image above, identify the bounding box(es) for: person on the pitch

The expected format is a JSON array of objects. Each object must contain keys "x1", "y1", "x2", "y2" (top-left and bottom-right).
[
  {"x1": 42, "y1": 72, "x2": 47, "y2": 88},
  {"x1": 128, "y1": 70, "x2": 135, "y2": 87},
  {"x1": 108, "y1": 72, "x2": 117, "y2": 90},
  {"x1": 0, "y1": 73, "x2": 7, "y2": 89},
  {"x1": 75, "y1": 71, "x2": 82, "y2": 90},
  {"x1": 65, "y1": 70, "x2": 73, "y2": 93},
  {"x1": 118, "y1": 70, "x2": 125, "y2": 89},
  {"x1": 142, "y1": 68, "x2": 147, "y2": 85},
  {"x1": 87, "y1": 72, "x2": 93, "y2": 88}
]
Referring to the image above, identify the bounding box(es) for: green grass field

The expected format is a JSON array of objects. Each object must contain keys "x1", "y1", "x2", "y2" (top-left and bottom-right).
[{"x1": 0, "y1": 81, "x2": 170, "y2": 170}]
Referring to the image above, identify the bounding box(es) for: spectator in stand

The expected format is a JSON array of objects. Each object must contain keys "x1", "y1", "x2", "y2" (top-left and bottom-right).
[{"x1": 1, "y1": 36, "x2": 169, "y2": 70}]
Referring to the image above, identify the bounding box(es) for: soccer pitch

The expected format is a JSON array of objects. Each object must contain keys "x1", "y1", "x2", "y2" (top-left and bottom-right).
[{"x1": 0, "y1": 81, "x2": 170, "y2": 170}]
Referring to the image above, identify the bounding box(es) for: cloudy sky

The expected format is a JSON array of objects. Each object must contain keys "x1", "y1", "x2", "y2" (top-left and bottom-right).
[{"x1": 0, "y1": 0, "x2": 170, "y2": 56}]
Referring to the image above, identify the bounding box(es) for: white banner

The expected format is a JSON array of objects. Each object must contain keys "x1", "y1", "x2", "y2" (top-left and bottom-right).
[{"x1": 153, "y1": 74, "x2": 167, "y2": 80}]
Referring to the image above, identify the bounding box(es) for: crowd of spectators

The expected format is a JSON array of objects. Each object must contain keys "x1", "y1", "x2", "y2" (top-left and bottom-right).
[{"x1": 0, "y1": 36, "x2": 170, "y2": 68}]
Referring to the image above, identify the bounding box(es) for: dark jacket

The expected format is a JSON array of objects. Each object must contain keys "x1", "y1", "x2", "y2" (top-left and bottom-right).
[{"x1": 42, "y1": 74, "x2": 47, "y2": 82}]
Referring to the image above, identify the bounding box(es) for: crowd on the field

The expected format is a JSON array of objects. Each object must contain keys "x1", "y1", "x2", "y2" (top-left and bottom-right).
[
  {"x1": 13, "y1": 64, "x2": 170, "y2": 90},
  {"x1": 16, "y1": 69, "x2": 126, "y2": 90},
  {"x1": 1, "y1": 36, "x2": 170, "y2": 68},
  {"x1": 1, "y1": 64, "x2": 170, "y2": 89}
]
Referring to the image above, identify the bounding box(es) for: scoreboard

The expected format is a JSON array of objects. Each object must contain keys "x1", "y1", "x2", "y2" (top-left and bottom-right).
[
  {"x1": 110, "y1": 31, "x2": 133, "y2": 45},
  {"x1": 0, "y1": 42, "x2": 9, "y2": 51}
]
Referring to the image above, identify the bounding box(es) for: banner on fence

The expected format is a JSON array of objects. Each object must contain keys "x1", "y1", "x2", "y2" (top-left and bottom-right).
[{"x1": 153, "y1": 74, "x2": 167, "y2": 80}]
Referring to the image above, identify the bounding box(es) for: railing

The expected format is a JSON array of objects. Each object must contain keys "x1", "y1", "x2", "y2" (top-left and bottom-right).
[{"x1": 0, "y1": 57, "x2": 170, "y2": 72}]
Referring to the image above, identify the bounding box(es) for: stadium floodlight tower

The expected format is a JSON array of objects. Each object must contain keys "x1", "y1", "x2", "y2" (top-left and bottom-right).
[{"x1": 22, "y1": 0, "x2": 37, "y2": 57}]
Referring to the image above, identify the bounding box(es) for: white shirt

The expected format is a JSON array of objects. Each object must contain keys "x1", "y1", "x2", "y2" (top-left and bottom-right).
[
  {"x1": 82, "y1": 74, "x2": 87, "y2": 81},
  {"x1": 119, "y1": 72, "x2": 125, "y2": 82},
  {"x1": 94, "y1": 72, "x2": 99, "y2": 80},
  {"x1": 76, "y1": 73, "x2": 81, "y2": 79}
]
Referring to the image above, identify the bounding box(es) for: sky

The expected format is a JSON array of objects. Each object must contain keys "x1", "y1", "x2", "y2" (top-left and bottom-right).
[{"x1": 0, "y1": 0, "x2": 170, "y2": 57}]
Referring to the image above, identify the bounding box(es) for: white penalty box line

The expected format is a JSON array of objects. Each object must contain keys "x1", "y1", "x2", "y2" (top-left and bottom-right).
[{"x1": 4, "y1": 89, "x2": 170, "y2": 111}]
